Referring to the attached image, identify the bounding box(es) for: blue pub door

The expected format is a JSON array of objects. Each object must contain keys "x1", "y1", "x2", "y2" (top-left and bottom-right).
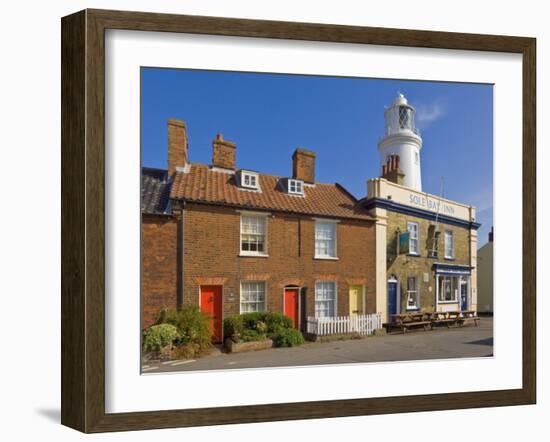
[{"x1": 388, "y1": 280, "x2": 398, "y2": 318}]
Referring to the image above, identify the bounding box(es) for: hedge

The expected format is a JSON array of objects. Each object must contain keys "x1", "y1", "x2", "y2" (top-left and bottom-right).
[{"x1": 223, "y1": 312, "x2": 303, "y2": 347}]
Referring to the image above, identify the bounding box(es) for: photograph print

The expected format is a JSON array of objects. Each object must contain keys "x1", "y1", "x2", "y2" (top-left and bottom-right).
[{"x1": 140, "y1": 68, "x2": 493, "y2": 374}]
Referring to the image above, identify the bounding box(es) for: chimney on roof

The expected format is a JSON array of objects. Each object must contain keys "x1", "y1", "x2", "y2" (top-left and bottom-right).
[
  {"x1": 292, "y1": 148, "x2": 316, "y2": 184},
  {"x1": 381, "y1": 154, "x2": 405, "y2": 185},
  {"x1": 167, "y1": 119, "x2": 188, "y2": 176},
  {"x1": 212, "y1": 133, "x2": 236, "y2": 170},
  {"x1": 488, "y1": 226, "x2": 494, "y2": 243}
]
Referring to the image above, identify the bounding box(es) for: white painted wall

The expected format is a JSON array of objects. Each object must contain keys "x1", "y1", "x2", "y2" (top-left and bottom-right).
[{"x1": 0, "y1": 1, "x2": 546, "y2": 441}]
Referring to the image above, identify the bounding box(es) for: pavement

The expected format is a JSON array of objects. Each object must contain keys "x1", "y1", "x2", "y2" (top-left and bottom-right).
[{"x1": 142, "y1": 317, "x2": 493, "y2": 374}]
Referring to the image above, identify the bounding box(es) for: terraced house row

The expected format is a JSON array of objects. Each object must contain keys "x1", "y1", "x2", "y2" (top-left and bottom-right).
[{"x1": 141, "y1": 94, "x2": 480, "y2": 342}]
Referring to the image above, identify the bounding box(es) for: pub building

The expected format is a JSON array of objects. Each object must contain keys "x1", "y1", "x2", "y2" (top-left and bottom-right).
[{"x1": 362, "y1": 93, "x2": 480, "y2": 324}]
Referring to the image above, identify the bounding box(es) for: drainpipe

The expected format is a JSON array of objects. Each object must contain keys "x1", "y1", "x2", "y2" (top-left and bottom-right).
[
  {"x1": 176, "y1": 206, "x2": 185, "y2": 308},
  {"x1": 435, "y1": 274, "x2": 439, "y2": 312}
]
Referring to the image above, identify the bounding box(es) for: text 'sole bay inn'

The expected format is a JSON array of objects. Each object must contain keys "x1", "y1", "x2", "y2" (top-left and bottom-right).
[{"x1": 142, "y1": 93, "x2": 480, "y2": 342}]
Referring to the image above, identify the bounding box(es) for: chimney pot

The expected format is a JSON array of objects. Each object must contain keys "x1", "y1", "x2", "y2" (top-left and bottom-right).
[{"x1": 382, "y1": 154, "x2": 405, "y2": 186}]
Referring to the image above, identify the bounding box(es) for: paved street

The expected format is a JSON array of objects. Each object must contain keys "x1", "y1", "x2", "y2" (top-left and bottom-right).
[{"x1": 142, "y1": 317, "x2": 493, "y2": 374}]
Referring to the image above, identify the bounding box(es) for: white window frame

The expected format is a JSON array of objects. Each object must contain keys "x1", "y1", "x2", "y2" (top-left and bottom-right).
[
  {"x1": 314, "y1": 219, "x2": 338, "y2": 259},
  {"x1": 240, "y1": 170, "x2": 260, "y2": 190},
  {"x1": 438, "y1": 276, "x2": 459, "y2": 303},
  {"x1": 407, "y1": 221, "x2": 419, "y2": 255},
  {"x1": 444, "y1": 230, "x2": 455, "y2": 259},
  {"x1": 314, "y1": 281, "x2": 337, "y2": 318},
  {"x1": 239, "y1": 212, "x2": 268, "y2": 257},
  {"x1": 240, "y1": 281, "x2": 267, "y2": 313},
  {"x1": 406, "y1": 276, "x2": 420, "y2": 310},
  {"x1": 287, "y1": 178, "x2": 304, "y2": 195}
]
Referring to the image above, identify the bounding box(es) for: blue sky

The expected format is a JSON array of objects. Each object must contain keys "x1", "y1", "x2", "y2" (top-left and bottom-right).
[{"x1": 141, "y1": 68, "x2": 493, "y2": 247}]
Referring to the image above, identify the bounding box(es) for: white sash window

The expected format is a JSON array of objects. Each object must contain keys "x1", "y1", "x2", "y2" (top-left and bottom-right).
[
  {"x1": 314, "y1": 281, "x2": 336, "y2": 317},
  {"x1": 240, "y1": 215, "x2": 267, "y2": 255},
  {"x1": 240, "y1": 281, "x2": 266, "y2": 313},
  {"x1": 407, "y1": 221, "x2": 419, "y2": 255},
  {"x1": 444, "y1": 230, "x2": 455, "y2": 259},
  {"x1": 315, "y1": 221, "x2": 337, "y2": 258}
]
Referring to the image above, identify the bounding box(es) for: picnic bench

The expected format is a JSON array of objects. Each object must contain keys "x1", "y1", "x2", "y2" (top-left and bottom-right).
[
  {"x1": 389, "y1": 312, "x2": 431, "y2": 334},
  {"x1": 387, "y1": 311, "x2": 481, "y2": 333},
  {"x1": 428, "y1": 311, "x2": 461, "y2": 329},
  {"x1": 457, "y1": 310, "x2": 481, "y2": 327}
]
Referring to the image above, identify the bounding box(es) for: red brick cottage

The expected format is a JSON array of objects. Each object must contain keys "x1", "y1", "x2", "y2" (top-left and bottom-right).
[{"x1": 142, "y1": 119, "x2": 378, "y2": 342}]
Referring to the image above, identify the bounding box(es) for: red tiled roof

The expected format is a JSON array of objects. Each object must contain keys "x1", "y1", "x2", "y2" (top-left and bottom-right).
[{"x1": 170, "y1": 164, "x2": 375, "y2": 221}]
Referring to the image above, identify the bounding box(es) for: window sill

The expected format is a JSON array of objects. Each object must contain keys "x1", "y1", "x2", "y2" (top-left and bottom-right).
[
  {"x1": 407, "y1": 253, "x2": 421, "y2": 257},
  {"x1": 239, "y1": 252, "x2": 269, "y2": 258},
  {"x1": 406, "y1": 307, "x2": 420, "y2": 311},
  {"x1": 314, "y1": 256, "x2": 339, "y2": 261},
  {"x1": 438, "y1": 300, "x2": 458, "y2": 304},
  {"x1": 444, "y1": 257, "x2": 455, "y2": 261}
]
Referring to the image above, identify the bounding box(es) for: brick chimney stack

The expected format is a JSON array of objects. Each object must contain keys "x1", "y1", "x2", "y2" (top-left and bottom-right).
[
  {"x1": 212, "y1": 133, "x2": 236, "y2": 170},
  {"x1": 382, "y1": 154, "x2": 405, "y2": 185},
  {"x1": 167, "y1": 119, "x2": 188, "y2": 176},
  {"x1": 292, "y1": 148, "x2": 316, "y2": 184}
]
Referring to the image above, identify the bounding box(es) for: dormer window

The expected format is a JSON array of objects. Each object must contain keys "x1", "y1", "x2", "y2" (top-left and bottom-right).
[
  {"x1": 287, "y1": 178, "x2": 304, "y2": 195},
  {"x1": 238, "y1": 170, "x2": 260, "y2": 190}
]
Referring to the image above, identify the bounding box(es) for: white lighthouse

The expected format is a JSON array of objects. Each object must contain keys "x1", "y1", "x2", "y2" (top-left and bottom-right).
[{"x1": 378, "y1": 93, "x2": 423, "y2": 191}]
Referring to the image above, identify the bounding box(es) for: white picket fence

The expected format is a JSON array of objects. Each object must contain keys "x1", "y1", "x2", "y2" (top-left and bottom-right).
[{"x1": 306, "y1": 313, "x2": 382, "y2": 336}]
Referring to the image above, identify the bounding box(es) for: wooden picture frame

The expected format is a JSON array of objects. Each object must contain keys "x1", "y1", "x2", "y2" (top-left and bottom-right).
[{"x1": 61, "y1": 8, "x2": 536, "y2": 433}]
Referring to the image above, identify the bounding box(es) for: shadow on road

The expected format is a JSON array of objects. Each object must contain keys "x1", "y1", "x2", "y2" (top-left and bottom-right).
[{"x1": 465, "y1": 337, "x2": 493, "y2": 346}]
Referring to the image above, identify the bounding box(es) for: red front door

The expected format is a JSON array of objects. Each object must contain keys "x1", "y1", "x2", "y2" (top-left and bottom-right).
[
  {"x1": 200, "y1": 285, "x2": 223, "y2": 343},
  {"x1": 284, "y1": 288, "x2": 300, "y2": 328}
]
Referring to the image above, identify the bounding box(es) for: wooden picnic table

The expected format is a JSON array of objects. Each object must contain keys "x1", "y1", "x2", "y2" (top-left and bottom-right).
[
  {"x1": 389, "y1": 312, "x2": 431, "y2": 334},
  {"x1": 428, "y1": 310, "x2": 481, "y2": 328},
  {"x1": 427, "y1": 311, "x2": 461, "y2": 329},
  {"x1": 457, "y1": 310, "x2": 481, "y2": 327},
  {"x1": 387, "y1": 310, "x2": 481, "y2": 333}
]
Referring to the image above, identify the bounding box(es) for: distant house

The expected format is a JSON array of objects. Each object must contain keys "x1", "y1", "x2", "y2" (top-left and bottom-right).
[
  {"x1": 477, "y1": 228, "x2": 494, "y2": 314},
  {"x1": 141, "y1": 119, "x2": 378, "y2": 342}
]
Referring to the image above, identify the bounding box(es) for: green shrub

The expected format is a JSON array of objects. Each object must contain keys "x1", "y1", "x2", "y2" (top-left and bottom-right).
[
  {"x1": 272, "y1": 329, "x2": 305, "y2": 348},
  {"x1": 223, "y1": 315, "x2": 244, "y2": 339},
  {"x1": 224, "y1": 312, "x2": 296, "y2": 343},
  {"x1": 240, "y1": 329, "x2": 267, "y2": 342},
  {"x1": 240, "y1": 312, "x2": 265, "y2": 331},
  {"x1": 264, "y1": 313, "x2": 293, "y2": 334},
  {"x1": 155, "y1": 305, "x2": 212, "y2": 351},
  {"x1": 254, "y1": 320, "x2": 268, "y2": 334},
  {"x1": 142, "y1": 324, "x2": 180, "y2": 352},
  {"x1": 224, "y1": 312, "x2": 294, "y2": 342}
]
